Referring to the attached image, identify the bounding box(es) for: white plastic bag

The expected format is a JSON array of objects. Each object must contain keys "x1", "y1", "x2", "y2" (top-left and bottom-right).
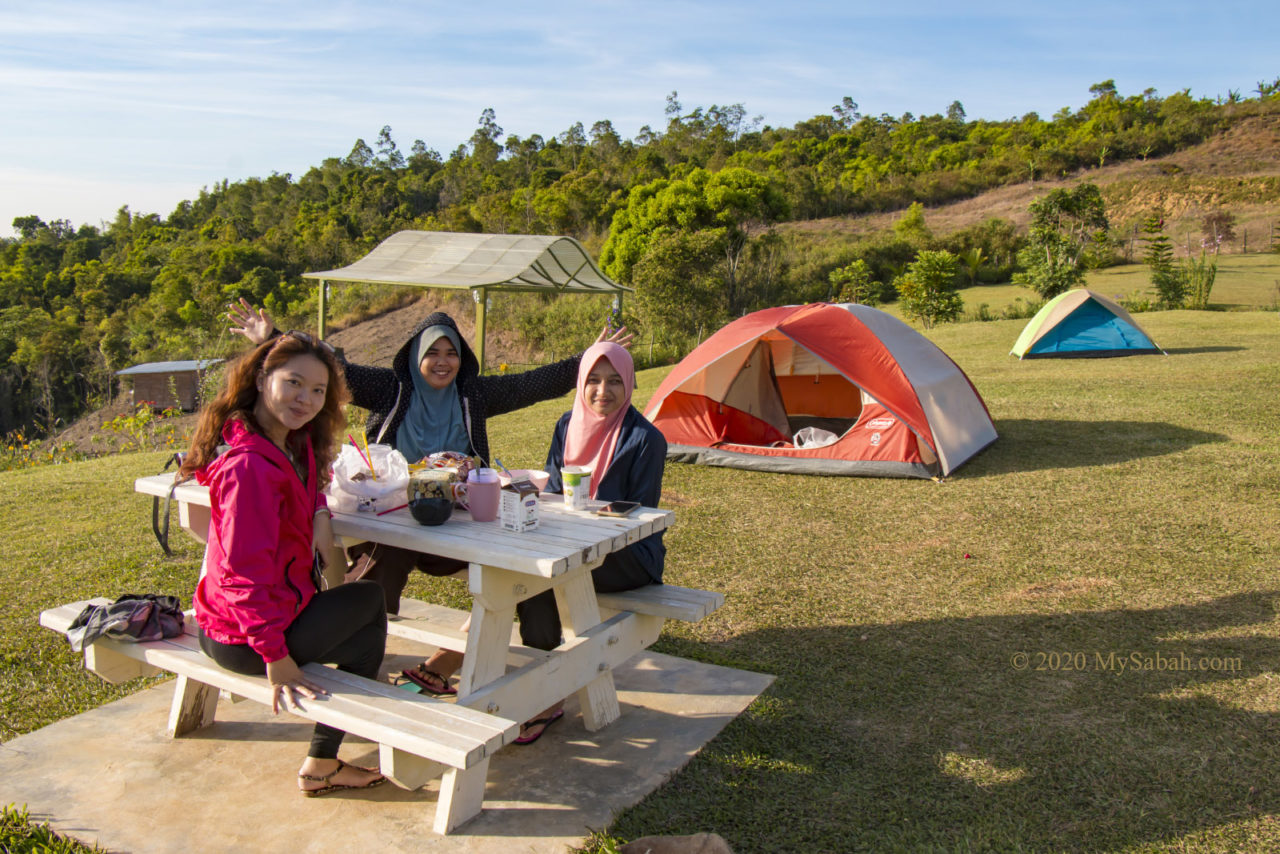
[
  {"x1": 327, "y1": 443, "x2": 409, "y2": 513},
  {"x1": 794, "y1": 426, "x2": 839, "y2": 449}
]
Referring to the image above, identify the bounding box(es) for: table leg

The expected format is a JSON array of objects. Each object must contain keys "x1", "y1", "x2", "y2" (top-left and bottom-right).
[
  {"x1": 456, "y1": 570, "x2": 515, "y2": 700},
  {"x1": 554, "y1": 572, "x2": 620, "y2": 731}
]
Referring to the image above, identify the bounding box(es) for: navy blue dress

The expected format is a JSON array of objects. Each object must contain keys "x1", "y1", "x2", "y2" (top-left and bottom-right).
[{"x1": 516, "y1": 405, "x2": 668, "y2": 650}]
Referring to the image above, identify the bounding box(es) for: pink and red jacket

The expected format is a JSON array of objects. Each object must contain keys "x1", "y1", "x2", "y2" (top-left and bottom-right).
[{"x1": 192, "y1": 419, "x2": 326, "y2": 663}]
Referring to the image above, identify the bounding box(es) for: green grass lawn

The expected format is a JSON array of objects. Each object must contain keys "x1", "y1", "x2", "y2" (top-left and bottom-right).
[
  {"x1": 909, "y1": 252, "x2": 1280, "y2": 320},
  {"x1": 5, "y1": 310, "x2": 1280, "y2": 852}
]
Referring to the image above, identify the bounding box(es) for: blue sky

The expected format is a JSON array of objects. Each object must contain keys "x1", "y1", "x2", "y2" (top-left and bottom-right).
[{"x1": 1, "y1": 0, "x2": 1273, "y2": 236}]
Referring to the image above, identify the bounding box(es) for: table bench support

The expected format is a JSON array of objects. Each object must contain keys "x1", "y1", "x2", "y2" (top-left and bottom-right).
[
  {"x1": 179, "y1": 503, "x2": 211, "y2": 545},
  {"x1": 436, "y1": 762, "x2": 490, "y2": 835},
  {"x1": 168, "y1": 674, "x2": 220, "y2": 736},
  {"x1": 379, "y1": 745, "x2": 446, "y2": 790},
  {"x1": 84, "y1": 643, "x2": 160, "y2": 684}
]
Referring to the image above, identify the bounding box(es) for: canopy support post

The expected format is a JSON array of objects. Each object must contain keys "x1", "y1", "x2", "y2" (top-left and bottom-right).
[
  {"x1": 473, "y1": 288, "x2": 488, "y2": 373},
  {"x1": 317, "y1": 279, "x2": 328, "y2": 339}
]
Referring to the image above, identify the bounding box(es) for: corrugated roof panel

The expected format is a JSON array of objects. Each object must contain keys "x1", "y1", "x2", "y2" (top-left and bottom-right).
[{"x1": 116, "y1": 359, "x2": 222, "y2": 376}]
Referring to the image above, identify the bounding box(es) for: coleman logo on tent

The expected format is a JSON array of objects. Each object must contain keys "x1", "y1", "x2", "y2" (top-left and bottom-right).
[{"x1": 866, "y1": 418, "x2": 895, "y2": 430}]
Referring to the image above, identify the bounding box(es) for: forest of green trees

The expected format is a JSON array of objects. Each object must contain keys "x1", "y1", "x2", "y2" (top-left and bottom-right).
[{"x1": 3, "y1": 80, "x2": 1279, "y2": 438}]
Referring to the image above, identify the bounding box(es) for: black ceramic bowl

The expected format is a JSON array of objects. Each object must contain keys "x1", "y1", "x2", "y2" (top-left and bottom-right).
[{"x1": 409, "y1": 497, "x2": 453, "y2": 526}]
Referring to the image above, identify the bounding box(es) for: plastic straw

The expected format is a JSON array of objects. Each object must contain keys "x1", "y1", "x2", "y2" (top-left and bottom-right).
[
  {"x1": 347, "y1": 433, "x2": 375, "y2": 479},
  {"x1": 376, "y1": 503, "x2": 408, "y2": 516},
  {"x1": 359, "y1": 429, "x2": 378, "y2": 480}
]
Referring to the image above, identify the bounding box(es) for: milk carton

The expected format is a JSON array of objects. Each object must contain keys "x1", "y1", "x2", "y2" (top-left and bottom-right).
[{"x1": 500, "y1": 480, "x2": 540, "y2": 532}]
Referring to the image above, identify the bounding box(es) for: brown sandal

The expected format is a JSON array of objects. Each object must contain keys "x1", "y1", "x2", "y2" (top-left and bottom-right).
[{"x1": 298, "y1": 759, "x2": 387, "y2": 798}]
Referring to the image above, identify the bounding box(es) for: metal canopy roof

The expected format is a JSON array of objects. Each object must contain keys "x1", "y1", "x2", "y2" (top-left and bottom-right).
[
  {"x1": 303, "y1": 231, "x2": 630, "y2": 294},
  {"x1": 116, "y1": 359, "x2": 223, "y2": 376}
]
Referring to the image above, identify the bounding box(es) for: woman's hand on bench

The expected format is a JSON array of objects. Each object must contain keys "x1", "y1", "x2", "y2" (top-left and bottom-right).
[{"x1": 267, "y1": 656, "x2": 328, "y2": 713}]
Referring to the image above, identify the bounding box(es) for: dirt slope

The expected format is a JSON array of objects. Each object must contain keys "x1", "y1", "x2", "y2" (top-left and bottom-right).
[{"x1": 782, "y1": 113, "x2": 1280, "y2": 243}]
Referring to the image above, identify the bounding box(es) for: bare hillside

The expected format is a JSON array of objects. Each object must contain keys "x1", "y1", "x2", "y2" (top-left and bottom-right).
[{"x1": 782, "y1": 114, "x2": 1280, "y2": 248}]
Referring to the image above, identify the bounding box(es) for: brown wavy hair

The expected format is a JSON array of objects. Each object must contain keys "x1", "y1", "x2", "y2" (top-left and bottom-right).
[{"x1": 181, "y1": 333, "x2": 349, "y2": 488}]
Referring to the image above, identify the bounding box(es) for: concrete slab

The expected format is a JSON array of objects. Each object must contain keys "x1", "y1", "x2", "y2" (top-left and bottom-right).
[{"x1": 0, "y1": 648, "x2": 773, "y2": 853}]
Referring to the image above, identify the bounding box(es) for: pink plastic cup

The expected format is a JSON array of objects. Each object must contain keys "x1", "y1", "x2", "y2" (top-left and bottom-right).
[{"x1": 460, "y1": 468, "x2": 501, "y2": 522}]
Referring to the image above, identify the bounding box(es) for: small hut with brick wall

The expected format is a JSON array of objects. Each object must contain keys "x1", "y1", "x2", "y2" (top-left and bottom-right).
[{"x1": 115, "y1": 359, "x2": 222, "y2": 411}]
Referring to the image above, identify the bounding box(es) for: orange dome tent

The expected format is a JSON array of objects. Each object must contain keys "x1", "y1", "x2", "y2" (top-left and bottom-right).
[{"x1": 644, "y1": 303, "x2": 997, "y2": 478}]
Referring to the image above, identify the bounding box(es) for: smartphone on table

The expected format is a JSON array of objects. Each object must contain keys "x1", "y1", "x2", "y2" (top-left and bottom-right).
[{"x1": 595, "y1": 500, "x2": 641, "y2": 517}]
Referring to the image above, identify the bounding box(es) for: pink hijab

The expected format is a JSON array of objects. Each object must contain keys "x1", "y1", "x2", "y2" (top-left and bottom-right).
[{"x1": 564, "y1": 342, "x2": 634, "y2": 498}]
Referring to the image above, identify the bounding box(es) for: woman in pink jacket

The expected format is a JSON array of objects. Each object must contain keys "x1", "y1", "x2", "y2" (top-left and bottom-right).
[{"x1": 181, "y1": 331, "x2": 388, "y2": 797}]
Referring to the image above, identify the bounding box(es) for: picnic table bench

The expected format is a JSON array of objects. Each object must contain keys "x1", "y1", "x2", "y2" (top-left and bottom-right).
[{"x1": 40, "y1": 599, "x2": 519, "y2": 833}]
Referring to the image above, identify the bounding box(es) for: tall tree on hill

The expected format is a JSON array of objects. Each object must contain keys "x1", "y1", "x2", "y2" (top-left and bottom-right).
[
  {"x1": 1013, "y1": 183, "x2": 1109, "y2": 299},
  {"x1": 832, "y1": 96, "x2": 861, "y2": 128},
  {"x1": 1143, "y1": 211, "x2": 1186, "y2": 308},
  {"x1": 601, "y1": 167, "x2": 788, "y2": 320}
]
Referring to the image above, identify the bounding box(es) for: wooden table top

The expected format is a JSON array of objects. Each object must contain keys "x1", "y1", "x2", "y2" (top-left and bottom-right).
[{"x1": 135, "y1": 473, "x2": 673, "y2": 578}]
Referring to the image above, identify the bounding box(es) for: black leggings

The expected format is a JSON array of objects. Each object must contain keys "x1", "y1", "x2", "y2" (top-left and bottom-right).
[
  {"x1": 515, "y1": 553, "x2": 654, "y2": 651},
  {"x1": 198, "y1": 580, "x2": 387, "y2": 759}
]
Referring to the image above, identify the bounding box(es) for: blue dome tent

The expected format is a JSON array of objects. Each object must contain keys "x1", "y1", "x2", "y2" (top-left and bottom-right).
[{"x1": 1011, "y1": 289, "x2": 1165, "y2": 359}]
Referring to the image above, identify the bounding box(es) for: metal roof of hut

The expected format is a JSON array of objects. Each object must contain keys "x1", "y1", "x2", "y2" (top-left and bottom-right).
[
  {"x1": 115, "y1": 359, "x2": 223, "y2": 411},
  {"x1": 302, "y1": 231, "x2": 631, "y2": 370},
  {"x1": 115, "y1": 359, "x2": 223, "y2": 375}
]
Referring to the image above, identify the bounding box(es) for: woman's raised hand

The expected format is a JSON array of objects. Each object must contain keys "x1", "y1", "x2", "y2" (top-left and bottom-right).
[
  {"x1": 266, "y1": 655, "x2": 328, "y2": 714},
  {"x1": 596, "y1": 325, "x2": 635, "y2": 350},
  {"x1": 228, "y1": 298, "x2": 275, "y2": 346}
]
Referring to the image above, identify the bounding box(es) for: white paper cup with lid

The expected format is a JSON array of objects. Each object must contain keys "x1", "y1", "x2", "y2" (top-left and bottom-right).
[{"x1": 561, "y1": 465, "x2": 592, "y2": 510}]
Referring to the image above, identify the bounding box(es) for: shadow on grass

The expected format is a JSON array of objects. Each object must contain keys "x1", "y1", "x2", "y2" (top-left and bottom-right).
[
  {"x1": 964, "y1": 419, "x2": 1228, "y2": 476},
  {"x1": 639, "y1": 592, "x2": 1280, "y2": 852},
  {"x1": 1161, "y1": 346, "x2": 1247, "y2": 355}
]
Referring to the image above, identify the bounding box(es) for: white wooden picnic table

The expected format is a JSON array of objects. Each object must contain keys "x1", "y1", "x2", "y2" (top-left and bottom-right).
[{"x1": 132, "y1": 472, "x2": 681, "y2": 829}]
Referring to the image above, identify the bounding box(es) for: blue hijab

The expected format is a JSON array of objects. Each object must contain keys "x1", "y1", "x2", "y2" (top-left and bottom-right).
[{"x1": 395, "y1": 326, "x2": 470, "y2": 462}]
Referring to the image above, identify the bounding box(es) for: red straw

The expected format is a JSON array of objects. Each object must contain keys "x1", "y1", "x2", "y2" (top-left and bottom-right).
[
  {"x1": 376, "y1": 503, "x2": 408, "y2": 516},
  {"x1": 347, "y1": 433, "x2": 374, "y2": 470}
]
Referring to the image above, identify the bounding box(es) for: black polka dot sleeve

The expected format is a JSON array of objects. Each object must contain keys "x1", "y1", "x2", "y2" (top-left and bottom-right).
[{"x1": 473, "y1": 355, "x2": 581, "y2": 420}]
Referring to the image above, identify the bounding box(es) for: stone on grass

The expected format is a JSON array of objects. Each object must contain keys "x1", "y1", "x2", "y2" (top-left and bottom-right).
[{"x1": 620, "y1": 831, "x2": 734, "y2": 854}]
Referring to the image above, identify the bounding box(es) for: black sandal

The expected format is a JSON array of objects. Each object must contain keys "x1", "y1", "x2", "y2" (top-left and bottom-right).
[
  {"x1": 514, "y1": 709, "x2": 565, "y2": 745},
  {"x1": 298, "y1": 759, "x2": 386, "y2": 798}
]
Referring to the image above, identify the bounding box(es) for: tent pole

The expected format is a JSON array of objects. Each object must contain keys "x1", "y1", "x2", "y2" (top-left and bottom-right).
[
  {"x1": 317, "y1": 279, "x2": 328, "y2": 339},
  {"x1": 473, "y1": 288, "x2": 487, "y2": 373}
]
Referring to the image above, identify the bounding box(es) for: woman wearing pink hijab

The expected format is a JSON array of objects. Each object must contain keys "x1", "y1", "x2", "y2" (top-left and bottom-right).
[{"x1": 512, "y1": 341, "x2": 668, "y2": 743}]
